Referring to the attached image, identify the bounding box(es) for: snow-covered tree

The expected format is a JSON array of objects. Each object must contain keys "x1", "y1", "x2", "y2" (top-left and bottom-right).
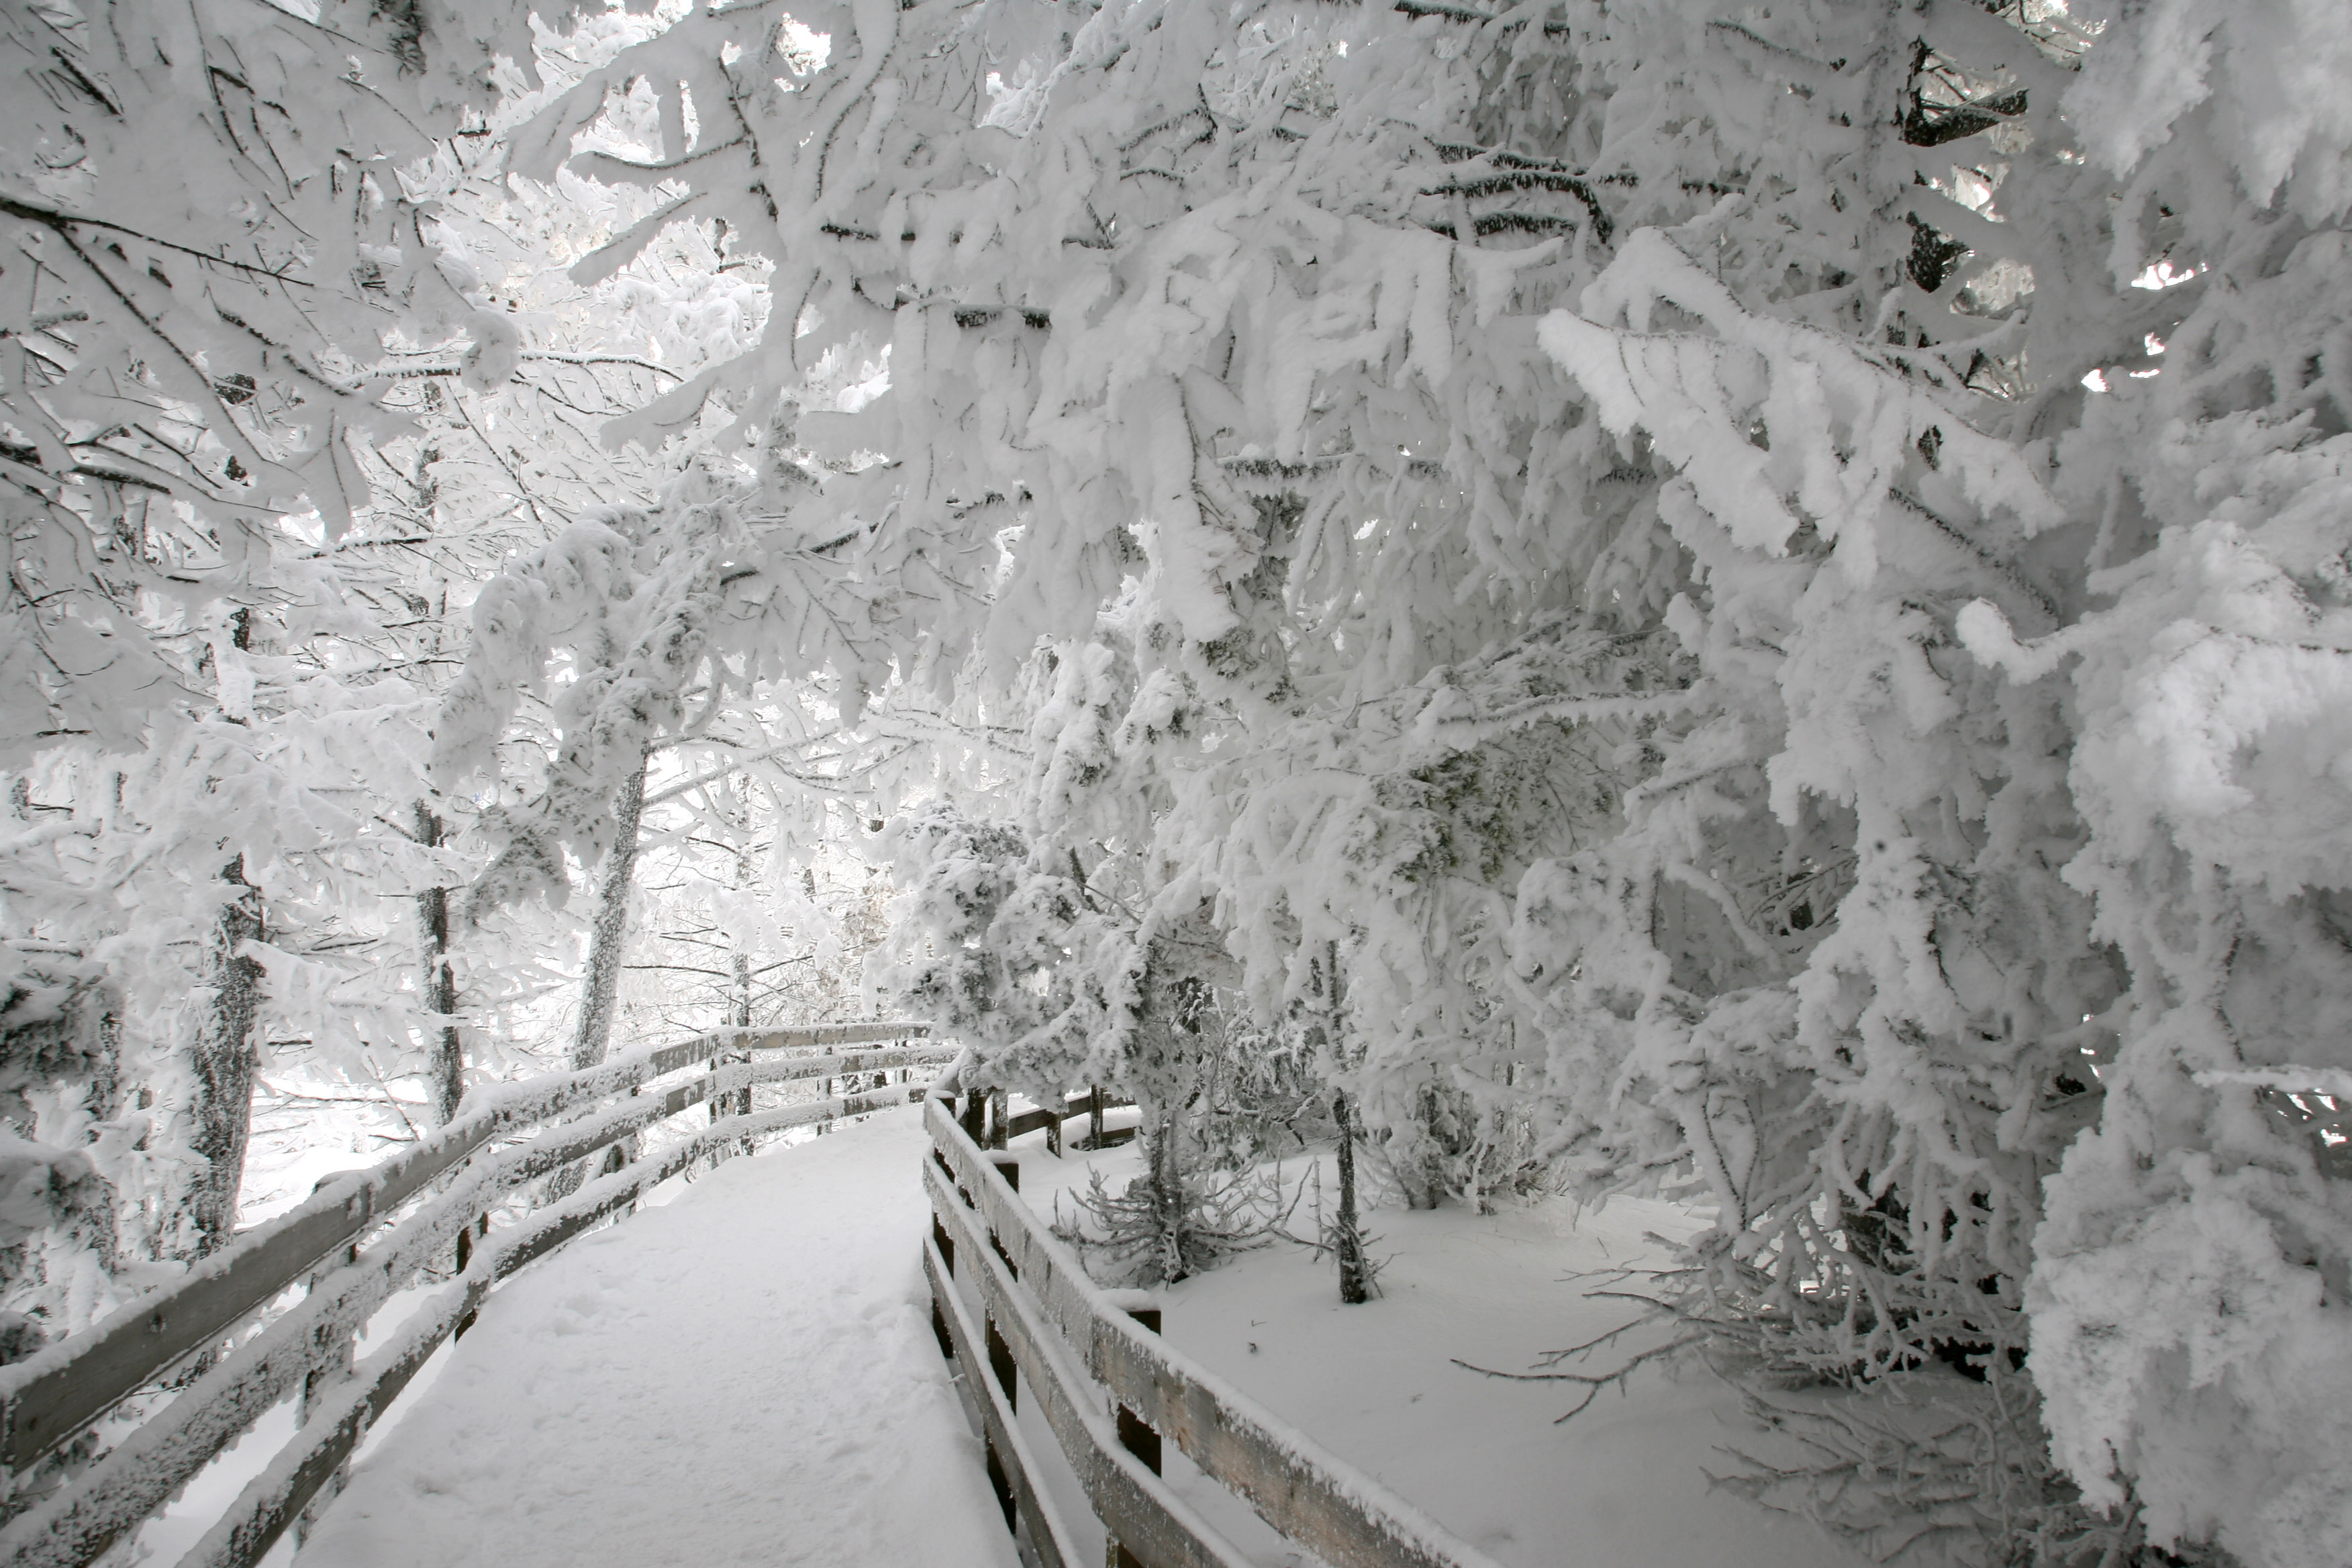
[
  {"x1": 1, "y1": 0, "x2": 540, "y2": 758},
  {"x1": 0, "y1": 0, "x2": 2342, "y2": 1562},
  {"x1": 526, "y1": 1, "x2": 2352, "y2": 1561},
  {"x1": 0, "y1": 0, "x2": 738, "y2": 1330}
]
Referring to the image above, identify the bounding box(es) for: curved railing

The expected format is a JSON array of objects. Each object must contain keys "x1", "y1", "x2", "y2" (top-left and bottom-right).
[
  {"x1": 924, "y1": 1093, "x2": 1506, "y2": 1568},
  {"x1": 0, "y1": 1021, "x2": 946, "y2": 1568}
]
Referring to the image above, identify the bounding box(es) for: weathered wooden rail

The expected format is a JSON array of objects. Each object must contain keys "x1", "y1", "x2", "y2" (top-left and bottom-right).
[
  {"x1": 924, "y1": 1093, "x2": 1508, "y2": 1568},
  {"x1": 0, "y1": 1020, "x2": 946, "y2": 1568},
  {"x1": 954, "y1": 1086, "x2": 1138, "y2": 1155}
]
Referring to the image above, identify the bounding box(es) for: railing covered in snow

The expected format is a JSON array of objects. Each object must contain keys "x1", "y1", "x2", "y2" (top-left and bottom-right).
[
  {"x1": 923, "y1": 1093, "x2": 1507, "y2": 1568},
  {"x1": 0, "y1": 1020, "x2": 947, "y2": 1568}
]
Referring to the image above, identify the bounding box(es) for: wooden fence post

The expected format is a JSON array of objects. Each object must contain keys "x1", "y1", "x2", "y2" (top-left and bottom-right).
[
  {"x1": 710, "y1": 1046, "x2": 752, "y2": 1125},
  {"x1": 988, "y1": 1089, "x2": 1010, "y2": 1150},
  {"x1": 292, "y1": 1278, "x2": 357, "y2": 1554},
  {"x1": 984, "y1": 1312, "x2": 1018, "y2": 1414},
  {"x1": 989, "y1": 1160, "x2": 1022, "y2": 1282},
  {"x1": 1089, "y1": 1085, "x2": 1106, "y2": 1150},
  {"x1": 932, "y1": 1212, "x2": 956, "y2": 1275},
  {"x1": 453, "y1": 1213, "x2": 488, "y2": 1337},
  {"x1": 1108, "y1": 1303, "x2": 1163, "y2": 1568},
  {"x1": 984, "y1": 1437, "x2": 1019, "y2": 1532},
  {"x1": 930, "y1": 1286, "x2": 954, "y2": 1361}
]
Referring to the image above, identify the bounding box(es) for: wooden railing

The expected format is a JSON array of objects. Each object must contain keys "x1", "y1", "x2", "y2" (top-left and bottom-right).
[
  {"x1": 953, "y1": 1087, "x2": 1138, "y2": 1155},
  {"x1": 922, "y1": 1093, "x2": 1507, "y2": 1568},
  {"x1": 0, "y1": 1020, "x2": 946, "y2": 1568}
]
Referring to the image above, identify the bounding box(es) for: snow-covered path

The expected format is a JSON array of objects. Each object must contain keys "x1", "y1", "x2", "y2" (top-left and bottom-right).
[{"x1": 295, "y1": 1110, "x2": 1020, "y2": 1568}]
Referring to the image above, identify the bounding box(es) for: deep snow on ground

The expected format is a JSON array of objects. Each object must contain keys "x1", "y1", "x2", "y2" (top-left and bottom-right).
[
  {"x1": 1003, "y1": 1116, "x2": 1872, "y2": 1568},
  {"x1": 294, "y1": 1109, "x2": 1020, "y2": 1568}
]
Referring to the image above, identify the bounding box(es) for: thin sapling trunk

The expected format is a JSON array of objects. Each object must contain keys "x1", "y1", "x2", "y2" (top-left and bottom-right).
[
  {"x1": 1326, "y1": 943, "x2": 1369, "y2": 1304},
  {"x1": 1332, "y1": 1087, "x2": 1369, "y2": 1306},
  {"x1": 555, "y1": 752, "x2": 649, "y2": 1193},
  {"x1": 571, "y1": 752, "x2": 648, "y2": 1073}
]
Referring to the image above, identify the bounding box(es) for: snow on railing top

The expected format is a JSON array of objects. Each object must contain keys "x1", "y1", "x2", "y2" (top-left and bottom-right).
[{"x1": 0, "y1": 1020, "x2": 931, "y2": 1475}]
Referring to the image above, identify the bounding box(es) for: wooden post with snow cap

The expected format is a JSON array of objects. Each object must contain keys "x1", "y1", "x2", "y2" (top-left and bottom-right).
[{"x1": 1089, "y1": 1086, "x2": 1106, "y2": 1150}]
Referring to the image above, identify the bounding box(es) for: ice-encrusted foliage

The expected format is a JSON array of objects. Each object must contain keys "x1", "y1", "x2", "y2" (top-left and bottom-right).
[
  {"x1": 531, "y1": 1, "x2": 2351, "y2": 1557},
  {"x1": 1523, "y1": 8, "x2": 2352, "y2": 1567},
  {"x1": 1962, "y1": 323, "x2": 2352, "y2": 1566},
  {"x1": 0, "y1": 0, "x2": 2334, "y2": 1559},
  {"x1": 0, "y1": 0, "x2": 751, "y2": 1346},
  {"x1": 0, "y1": 0, "x2": 540, "y2": 761},
  {"x1": 433, "y1": 448, "x2": 879, "y2": 914}
]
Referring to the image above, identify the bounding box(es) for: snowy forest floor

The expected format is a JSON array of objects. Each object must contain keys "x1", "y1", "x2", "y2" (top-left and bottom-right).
[
  {"x1": 1008, "y1": 1117, "x2": 1874, "y2": 1568},
  {"x1": 287, "y1": 1108, "x2": 1020, "y2": 1568}
]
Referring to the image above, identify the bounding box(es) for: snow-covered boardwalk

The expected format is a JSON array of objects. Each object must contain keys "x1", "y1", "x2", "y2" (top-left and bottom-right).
[{"x1": 296, "y1": 1112, "x2": 1020, "y2": 1568}]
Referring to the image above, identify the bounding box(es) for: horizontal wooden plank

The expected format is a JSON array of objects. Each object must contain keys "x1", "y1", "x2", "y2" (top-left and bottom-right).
[
  {"x1": 922, "y1": 1238, "x2": 1078, "y2": 1568},
  {"x1": 509, "y1": 1045, "x2": 954, "y2": 1188},
  {"x1": 0, "y1": 1143, "x2": 529, "y2": 1567},
  {"x1": 1005, "y1": 1108, "x2": 1059, "y2": 1140},
  {"x1": 0, "y1": 1118, "x2": 489, "y2": 1472},
  {"x1": 688, "y1": 1020, "x2": 934, "y2": 1056},
  {"x1": 924, "y1": 1101, "x2": 1504, "y2": 1568},
  {"x1": 1002, "y1": 1094, "x2": 1135, "y2": 1143},
  {"x1": 926, "y1": 1165, "x2": 1252, "y2": 1568}
]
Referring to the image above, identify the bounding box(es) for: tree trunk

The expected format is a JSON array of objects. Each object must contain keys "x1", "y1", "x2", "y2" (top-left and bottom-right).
[
  {"x1": 184, "y1": 856, "x2": 264, "y2": 1257},
  {"x1": 718, "y1": 824, "x2": 753, "y2": 1122},
  {"x1": 414, "y1": 802, "x2": 464, "y2": 1123},
  {"x1": 550, "y1": 754, "x2": 648, "y2": 1197},
  {"x1": 571, "y1": 754, "x2": 648, "y2": 1073},
  {"x1": 1143, "y1": 1104, "x2": 1190, "y2": 1285},
  {"x1": 1326, "y1": 943, "x2": 1369, "y2": 1304},
  {"x1": 1332, "y1": 1087, "x2": 1369, "y2": 1305},
  {"x1": 712, "y1": 950, "x2": 752, "y2": 1131}
]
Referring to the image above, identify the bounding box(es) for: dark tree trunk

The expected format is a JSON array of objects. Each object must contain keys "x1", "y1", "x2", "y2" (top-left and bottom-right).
[
  {"x1": 1332, "y1": 1087, "x2": 1369, "y2": 1305},
  {"x1": 413, "y1": 802, "x2": 464, "y2": 1123},
  {"x1": 1326, "y1": 944, "x2": 1368, "y2": 1304}
]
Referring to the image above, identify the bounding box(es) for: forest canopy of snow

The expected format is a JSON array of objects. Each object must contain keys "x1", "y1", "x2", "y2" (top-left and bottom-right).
[{"x1": 5, "y1": 0, "x2": 2351, "y2": 1563}]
